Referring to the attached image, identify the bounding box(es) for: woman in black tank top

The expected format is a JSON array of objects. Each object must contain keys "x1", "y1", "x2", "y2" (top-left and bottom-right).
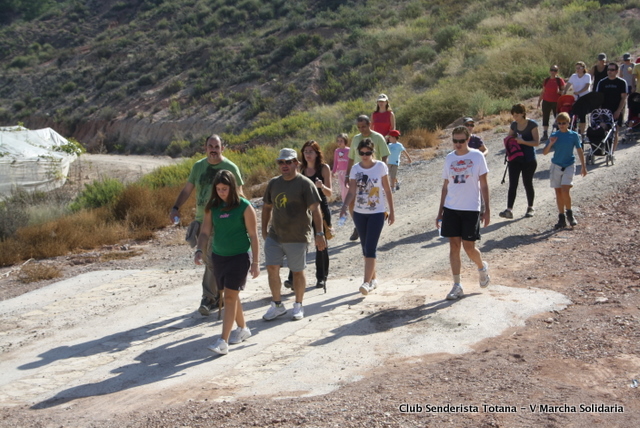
[{"x1": 284, "y1": 140, "x2": 333, "y2": 292}]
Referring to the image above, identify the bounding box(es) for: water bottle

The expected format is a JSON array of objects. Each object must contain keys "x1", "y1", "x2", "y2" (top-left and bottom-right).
[
  {"x1": 437, "y1": 219, "x2": 443, "y2": 238},
  {"x1": 337, "y1": 215, "x2": 347, "y2": 227},
  {"x1": 173, "y1": 216, "x2": 180, "y2": 225}
]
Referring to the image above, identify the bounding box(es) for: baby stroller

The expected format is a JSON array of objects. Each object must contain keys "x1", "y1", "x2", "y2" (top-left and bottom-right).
[
  {"x1": 551, "y1": 95, "x2": 578, "y2": 132},
  {"x1": 585, "y1": 108, "x2": 616, "y2": 166},
  {"x1": 621, "y1": 92, "x2": 640, "y2": 144}
]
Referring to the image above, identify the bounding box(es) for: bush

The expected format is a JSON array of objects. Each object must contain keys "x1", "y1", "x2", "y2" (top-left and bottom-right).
[
  {"x1": 70, "y1": 178, "x2": 125, "y2": 211},
  {"x1": 18, "y1": 263, "x2": 62, "y2": 283},
  {"x1": 139, "y1": 157, "x2": 196, "y2": 188},
  {"x1": 0, "y1": 203, "x2": 29, "y2": 239},
  {"x1": 112, "y1": 184, "x2": 178, "y2": 238},
  {"x1": 434, "y1": 25, "x2": 462, "y2": 52},
  {"x1": 165, "y1": 139, "x2": 190, "y2": 158},
  {"x1": 61, "y1": 81, "x2": 77, "y2": 93},
  {"x1": 163, "y1": 79, "x2": 185, "y2": 95}
]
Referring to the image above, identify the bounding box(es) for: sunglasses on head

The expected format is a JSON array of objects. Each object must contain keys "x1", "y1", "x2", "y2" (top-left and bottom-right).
[
  {"x1": 277, "y1": 159, "x2": 295, "y2": 165},
  {"x1": 452, "y1": 138, "x2": 466, "y2": 144},
  {"x1": 359, "y1": 151, "x2": 373, "y2": 156}
]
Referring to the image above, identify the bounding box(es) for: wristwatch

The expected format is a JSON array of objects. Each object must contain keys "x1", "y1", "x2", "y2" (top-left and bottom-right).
[{"x1": 315, "y1": 232, "x2": 325, "y2": 236}]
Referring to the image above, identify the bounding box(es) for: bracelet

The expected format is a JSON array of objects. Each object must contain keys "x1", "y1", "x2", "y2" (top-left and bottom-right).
[
  {"x1": 251, "y1": 262, "x2": 259, "y2": 265},
  {"x1": 195, "y1": 249, "x2": 202, "y2": 254},
  {"x1": 173, "y1": 206, "x2": 179, "y2": 211}
]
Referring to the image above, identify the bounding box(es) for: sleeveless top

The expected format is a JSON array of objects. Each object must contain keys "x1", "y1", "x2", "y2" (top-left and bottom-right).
[
  {"x1": 372, "y1": 110, "x2": 393, "y2": 136},
  {"x1": 303, "y1": 166, "x2": 331, "y2": 225}
]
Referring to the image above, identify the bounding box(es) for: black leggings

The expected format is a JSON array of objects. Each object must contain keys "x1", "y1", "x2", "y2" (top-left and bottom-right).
[
  {"x1": 541, "y1": 100, "x2": 557, "y2": 127},
  {"x1": 507, "y1": 160, "x2": 537, "y2": 209}
]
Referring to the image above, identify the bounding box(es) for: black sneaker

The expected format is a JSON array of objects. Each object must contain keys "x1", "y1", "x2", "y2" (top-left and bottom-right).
[
  {"x1": 566, "y1": 209, "x2": 577, "y2": 226},
  {"x1": 315, "y1": 280, "x2": 326, "y2": 293},
  {"x1": 198, "y1": 297, "x2": 213, "y2": 316},
  {"x1": 350, "y1": 227, "x2": 359, "y2": 241},
  {"x1": 542, "y1": 131, "x2": 548, "y2": 141},
  {"x1": 283, "y1": 279, "x2": 293, "y2": 289},
  {"x1": 554, "y1": 213, "x2": 567, "y2": 230}
]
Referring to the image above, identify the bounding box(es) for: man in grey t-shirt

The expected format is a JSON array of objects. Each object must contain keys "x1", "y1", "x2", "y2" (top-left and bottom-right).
[{"x1": 261, "y1": 148, "x2": 324, "y2": 321}]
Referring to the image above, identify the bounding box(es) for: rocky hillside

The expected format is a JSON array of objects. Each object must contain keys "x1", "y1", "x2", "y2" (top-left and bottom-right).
[{"x1": 1, "y1": 1, "x2": 638, "y2": 154}]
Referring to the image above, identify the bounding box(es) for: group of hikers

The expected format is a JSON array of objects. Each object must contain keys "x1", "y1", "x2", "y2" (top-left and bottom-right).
[{"x1": 169, "y1": 50, "x2": 637, "y2": 355}]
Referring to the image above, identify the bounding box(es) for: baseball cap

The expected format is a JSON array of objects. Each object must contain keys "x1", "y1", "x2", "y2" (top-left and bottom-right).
[
  {"x1": 389, "y1": 130, "x2": 401, "y2": 137},
  {"x1": 377, "y1": 93, "x2": 389, "y2": 102},
  {"x1": 623, "y1": 53, "x2": 631, "y2": 61},
  {"x1": 597, "y1": 53, "x2": 607, "y2": 61},
  {"x1": 636, "y1": 57, "x2": 640, "y2": 64},
  {"x1": 276, "y1": 148, "x2": 297, "y2": 161},
  {"x1": 463, "y1": 117, "x2": 475, "y2": 125}
]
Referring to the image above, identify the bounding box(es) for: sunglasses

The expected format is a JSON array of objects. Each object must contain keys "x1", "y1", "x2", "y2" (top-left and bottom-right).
[
  {"x1": 557, "y1": 122, "x2": 568, "y2": 125},
  {"x1": 452, "y1": 138, "x2": 466, "y2": 144},
  {"x1": 550, "y1": 69, "x2": 558, "y2": 72},
  {"x1": 607, "y1": 68, "x2": 617, "y2": 72},
  {"x1": 277, "y1": 159, "x2": 295, "y2": 165},
  {"x1": 359, "y1": 151, "x2": 373, "y2": 156},
  {"x1": 465, "y1": 123, "x2": 475, "y2": 127}
]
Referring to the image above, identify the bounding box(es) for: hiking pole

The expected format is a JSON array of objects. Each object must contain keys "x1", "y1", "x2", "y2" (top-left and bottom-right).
[{"x1": 501, "y1": 163, "x2": 508, "y2": 185}]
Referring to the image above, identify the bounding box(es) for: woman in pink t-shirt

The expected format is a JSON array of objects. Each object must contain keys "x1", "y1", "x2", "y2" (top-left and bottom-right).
[
  {"x1": 371, "y1": 93, "x2": 396, "y2": 139},
  {"x1": 332, "y1": 133, "x2": 350, "y2": 202}
]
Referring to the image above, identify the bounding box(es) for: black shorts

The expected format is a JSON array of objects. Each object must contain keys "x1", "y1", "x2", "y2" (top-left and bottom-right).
[
  {"x1": 441, "y1": 207, "x2": 481, "y2": 241},
  {"x1": 210, "y1": 252, "x2": 250, "y2": 291}
]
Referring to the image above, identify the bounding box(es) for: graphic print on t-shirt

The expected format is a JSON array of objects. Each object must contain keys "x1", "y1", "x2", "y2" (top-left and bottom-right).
[
  {"x1": 355, "y1": 172, "x2": 381, "y2": 210},
  {"x1": 449, "y1": 159, "x2": 474, "y2": 184},
  {"x1": 275, "y1": 192, "x2": 288, "y2": 209}
]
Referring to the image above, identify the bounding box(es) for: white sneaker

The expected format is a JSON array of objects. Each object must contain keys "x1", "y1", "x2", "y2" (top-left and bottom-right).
[
  {"x1": 292, "y1": 302, "x2": 304, "y2": 320},
  {"x1": 479, "y1": 261, "x2": 490, "y2": 288},
  {"x1": 446, "y1": 283, "x2": 464, "y2": 300},
  {"x1": 263, "y1": 302, "x2": 287, "y2": 320},
  {"x1": 369, "y1": 279, "x2": 378, "y2": 291},
  {"x1": 228, "y1": 327, "x2": 251, "y2": 344},
  {"x1": 207, "y1": 338, "x2": 228, "y2": 355},
  {"x1": 359, "y1": 282, "x2": 370, "y2": 295}
]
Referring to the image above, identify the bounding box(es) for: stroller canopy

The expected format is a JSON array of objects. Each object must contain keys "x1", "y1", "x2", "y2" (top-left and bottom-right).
[{"x1": 589, "y1": 109, "x2": 614, "y2": 130}]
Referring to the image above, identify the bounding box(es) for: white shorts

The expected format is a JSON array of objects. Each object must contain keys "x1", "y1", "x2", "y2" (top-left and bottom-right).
[{"x1": 549, "y1": 163, "x2": 575, "y2": 188}]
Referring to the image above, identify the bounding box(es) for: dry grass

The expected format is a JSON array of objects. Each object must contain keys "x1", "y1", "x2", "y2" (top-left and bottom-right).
[
  {"x1": 403, "y1": 128, "x2": 443, "y2": 149},
  {"x1": 100, "y1": 249, "x2": 143, "y2": 261},
  {"x1": 18, "y1": 263, "x2": 62, "y2": 283},
  {"x1": 474, "y1": 123, "x2": 494, "y2": 133}
]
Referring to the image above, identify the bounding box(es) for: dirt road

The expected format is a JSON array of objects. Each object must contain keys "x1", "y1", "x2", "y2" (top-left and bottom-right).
[{"x1": 1, "y1": 127, "x2": 639, "y2": 427}]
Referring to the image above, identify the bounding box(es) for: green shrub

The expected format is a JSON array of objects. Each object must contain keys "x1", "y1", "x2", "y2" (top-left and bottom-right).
[
  {"x1": 165, "y1": 139, "x2": 190, "y2": 158},
  {"x1": 163, "y1": 79, "x2": 185, "y2": 95},
  {"x1": 70, "y1": 178, "x2": 125, "y2": 211},
  {"x1": 434, "y1": 25, "x2": 462, "y2": 52},
  {"x1": 139, "y1": 157, "x2": 197, "y2": 188},
  {"x1": 0, "y1": 203, "x2": 29, "y2": 240},
  {"x1": 9, "y1": 55, "x2": 37, "y2": 69}
]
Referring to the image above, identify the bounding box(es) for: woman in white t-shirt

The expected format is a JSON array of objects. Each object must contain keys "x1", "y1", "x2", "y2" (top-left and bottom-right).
[
  {"x1": 339, "y1": 138, "x2": 395, "y2": 296},
  {"x1": 563, "y1": 61, "x2": 592, "y2": 135}
]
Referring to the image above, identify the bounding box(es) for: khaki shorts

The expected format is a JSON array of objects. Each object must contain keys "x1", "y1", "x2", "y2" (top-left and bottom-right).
[
  {"x1": 264, "y1": 237, "x2": 308, "y2": 272},
  {"x1": 549, "y1": 163, "x2": 575, "y2": 188}
]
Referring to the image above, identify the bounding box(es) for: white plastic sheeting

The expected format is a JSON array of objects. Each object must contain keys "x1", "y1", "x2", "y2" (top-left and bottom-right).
[{"x1": 0, "y1": 126, "x2": 78, "y2": 197}]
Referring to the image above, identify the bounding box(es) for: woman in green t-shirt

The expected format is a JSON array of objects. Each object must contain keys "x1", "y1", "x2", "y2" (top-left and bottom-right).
[{"x1": 195, "y1": 170, "x2": 260, "y2": 355}]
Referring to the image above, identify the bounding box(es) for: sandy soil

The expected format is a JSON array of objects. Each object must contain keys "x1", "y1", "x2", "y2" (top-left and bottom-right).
[{"x1": 1, "y1": 120, "x2": 639, "y2": 427}]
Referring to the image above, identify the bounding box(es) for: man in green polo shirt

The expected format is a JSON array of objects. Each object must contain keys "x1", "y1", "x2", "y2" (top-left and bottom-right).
[{"x1": 170, "y1": 135, "x2": 244, "y2": 316}]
